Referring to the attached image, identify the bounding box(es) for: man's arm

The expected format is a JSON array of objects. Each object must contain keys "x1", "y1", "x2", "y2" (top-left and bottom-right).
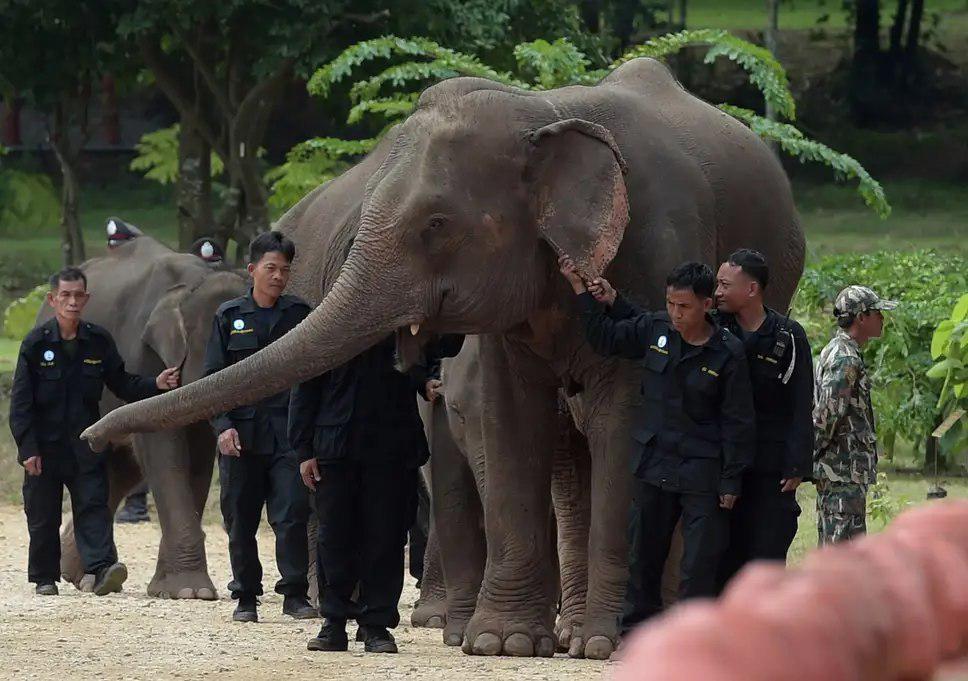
[
  {"x1": 202, "y1": 314, "x2": 234, "y2": 435},
  {"x1": 813, "y1": 355, "x2": 861, "y2": 456},
  {"x1": 607, "y1": 292, "x2": 640, "y2": 320},
  {"x1": 288, "y1": 373, "x2": 325, "y2": 462},
  {"x1": 9, "y1": 343, "x2": 39, "y2": 464},
  {"x1": 719, "y1": 349, "x2": 757, "y2": 497},
  {"x1": 784, "y1": 323, "x2": 815, "y2": 480},
  {"x1": 579, "y1": 292, "x2": 655, "y2": 360},
  {"x1": 102, "y1": 334, "x2": 161, "y2": 402}
]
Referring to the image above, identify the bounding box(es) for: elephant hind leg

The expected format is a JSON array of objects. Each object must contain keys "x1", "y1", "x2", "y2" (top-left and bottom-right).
[
  {"x1": 412, "y1": 528, "x2": 447, "y2": 628},
  {"x1": 61, "y1": 445, "x2": 141, "y2": 589}
]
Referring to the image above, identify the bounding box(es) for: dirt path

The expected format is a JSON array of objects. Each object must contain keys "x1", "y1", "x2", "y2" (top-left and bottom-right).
[{"x1": 0, "y1": 505, "x2": 608, "y2": 680}]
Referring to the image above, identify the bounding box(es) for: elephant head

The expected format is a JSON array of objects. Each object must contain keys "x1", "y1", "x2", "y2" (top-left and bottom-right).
[{"x1": 83, "y1": 83, "x2": 630, "y2": 449}]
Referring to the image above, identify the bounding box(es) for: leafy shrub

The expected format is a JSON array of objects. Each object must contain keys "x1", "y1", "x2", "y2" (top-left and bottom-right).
[
  {"x1": 2, "y1": 285, "x2": 47, "y2": 340},
  {"x1": 793, "y1": 250, "x2": 968, "y2": 463},
  {"x1": 926, "y1": 293, "x2": 968, "y2": 457}
]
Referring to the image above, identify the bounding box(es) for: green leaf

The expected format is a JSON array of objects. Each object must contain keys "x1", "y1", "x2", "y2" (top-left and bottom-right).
[
  {"x1": 952, "y1": 293, "x2": 968, "y2": 323},
  {"x1": 931, "y1": 319, "x2": 955, "y2": 360},
  {"x1": 3, "y1": 285, "x2": 47, "y2": 340},
  {"x1": 927, "y1": 358, "x2": 960, "y2": 380}
]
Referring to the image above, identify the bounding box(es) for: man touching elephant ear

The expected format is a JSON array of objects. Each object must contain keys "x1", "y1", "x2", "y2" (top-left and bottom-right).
[{"x1": 525, "y1": 118, "x2": 630, "y2": 281}]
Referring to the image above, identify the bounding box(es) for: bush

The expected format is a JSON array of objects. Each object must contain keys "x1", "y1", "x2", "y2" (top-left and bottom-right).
[
  {"x1": 793, "y1": 250, "x2": 968, "y2": 464},
  {"x1": 2, "y1": 285, "x2": 47, "y2": 340}
]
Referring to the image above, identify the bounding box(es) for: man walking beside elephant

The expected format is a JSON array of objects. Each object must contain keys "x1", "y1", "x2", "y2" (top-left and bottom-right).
[
  {"x1": 559, "y1": 256, "x2": 755, "y2": 635},
  {"x1": 203, "y1": 231, "x2": 316, "y2": 623},
  {"x1": 10, "y1": 267, "x2": 180, "y2": 596}
]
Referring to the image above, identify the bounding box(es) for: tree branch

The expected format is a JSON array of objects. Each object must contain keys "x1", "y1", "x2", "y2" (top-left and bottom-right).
[
  {"x1": 234, "y1": 58, "x2": 294, "y2": 143},
  {"x1": 171, "y1": 21, "x2": 233, "y2": 121}
]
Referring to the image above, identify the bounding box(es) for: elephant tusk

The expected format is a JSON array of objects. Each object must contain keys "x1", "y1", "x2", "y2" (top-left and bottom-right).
[{"x1": 410, "y1": 324, "x2": 420, "y2": 336}]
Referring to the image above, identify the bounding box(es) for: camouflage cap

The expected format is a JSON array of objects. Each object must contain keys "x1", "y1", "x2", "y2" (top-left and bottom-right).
[{"x1": 833, "y1": 285, "x2": 899, "y2": 317}]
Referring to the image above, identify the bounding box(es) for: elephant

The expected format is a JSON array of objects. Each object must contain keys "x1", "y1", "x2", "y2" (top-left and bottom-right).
[
  {"x1": 82, "y1": 57, "x2": 804, "y2": 658},
  {"x1": 41, "y1": 235, "x2": 247, "y2": 598}
]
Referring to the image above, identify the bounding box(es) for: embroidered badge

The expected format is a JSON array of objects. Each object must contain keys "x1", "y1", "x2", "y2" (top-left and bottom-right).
[
  {"x1": 43, "y1": 350, "x2": 54, "y2": 362},
  {"x1": 233, "y1": 319, "x2": 245, "y2": 330},
  {"x1": 657, "y1": 335, "x2": 667, "y2": 348}
]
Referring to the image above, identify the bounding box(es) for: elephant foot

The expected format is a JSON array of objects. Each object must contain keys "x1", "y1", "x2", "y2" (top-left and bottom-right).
[
  {"x1": 442, "y1": 617, "x2": 469, "y2": 647},
  {"x1": 411, "y1": 596, "x2": 447, "y2": 628},
  {"x1": 147, "y1": 571, "x2": 218, "y2": 600},
  {"x1": 78, "y1": 574, "x2": 96, "y2": 593},
  {"x1": 565, "y1": 620, "x2": 619, "y2": 660},
  {"x1": 554, "y1": 615, "x2": 584, "y2": 653},
  {"x1": 461, "y1": 611, "x2": 556, "y2": 658}
]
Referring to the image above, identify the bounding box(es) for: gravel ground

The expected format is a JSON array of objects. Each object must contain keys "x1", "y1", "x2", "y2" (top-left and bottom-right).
[{"x1": 0, "y1": 505, "x2": 608, "y2": 681}]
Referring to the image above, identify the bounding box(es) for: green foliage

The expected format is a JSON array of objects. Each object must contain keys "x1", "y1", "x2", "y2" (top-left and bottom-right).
[
  {"x1": 265, "y1": 137, "x2": 378, "y2": 210},
  {"x1": 0, "y1": 165, "x2": 60, "y2": 237},
  {"x1": 611, "y1": 29, "x2": 795, "y2": 120},
  {"x1": 926, "y1": 294, "x2": 968, "y2": 455},
  {"x1": 514, "y1": 38, "x2": 590, "y2": 89},
  {"x1": 794, "y1": 250, "x2": 968, "y2": 462},
  {"x1": 867, "y1": 472, "x2": 909, "y2": 526},
  {"x1": 720, "y1": 106, "x2": 891, "y2": 218},
  {"x1": 129, "y1": 125, "x2": 224, "y2": 186},
  {"x1": 2, "y1": 285, "x2": 47, "y2": 341}
]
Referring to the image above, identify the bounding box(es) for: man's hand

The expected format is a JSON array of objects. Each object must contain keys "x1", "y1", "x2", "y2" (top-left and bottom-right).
[
  {"x1": 588, "y1": 277, "x2": 617, "y2": 306},
  {"x1": 780, "y1": 477, "x2": 803, "y2": 493},
  {"x1": 719, "y1": 493, "x2": 739, "y2": 510},
  {"x1": 300, "y1": 458, "x2": 321, "y2": 492},
  {"x1": 218, "y1": 428, "x2": 242, "y2": 456},
  {"x1": 23, "y1": 456, "x2": 42, "y2": 476},
  {"x1": 425, "y1": 379, "x2": 443, "y2": 403},
  {"x1": 558, "y1": 255, "x2": 587, "y2": 294},
  {"x1": 156, "y1": 367, "x2": 181, "y2": 390}
]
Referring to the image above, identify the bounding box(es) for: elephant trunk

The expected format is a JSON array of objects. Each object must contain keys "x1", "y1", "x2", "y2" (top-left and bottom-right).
[{"x1": 82, "y1": 248, "x2": 420, "y2": 451}]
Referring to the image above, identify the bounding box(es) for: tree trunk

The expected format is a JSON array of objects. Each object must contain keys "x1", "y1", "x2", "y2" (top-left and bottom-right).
[
  {"x1": 613, "y1": 0, "x2": 638, "y2": 49},
  {"x1": 49, "y1": 103, "x2": 86, "y2": 266},
  {"x1": 850, "y1": 0, "x2": 882, "y2": 125},
  {"x1": 905, "y1": 0, "x2": 924, "y2": 58},
  {"x1": 855, "y1": 0, "x2": 880, "y2": 55},
  {"x1": 678, "y1": 0, "x2": 687, "y2": 29},
  {"x1": 889, "y1": 0, "x2": 910, "y2": 56},
  {"x1": 764, "y1": 0, "x2": 780, "y2": 152},
  {"x1": 1, "y1": 95, "x2": 22, "y2": 146},
  {"x1": 176, "y1": 120, "x2": 215, "y2": 249},
  {"x1": 100, "y1": 74, "x2": 120, "y2": 146},
  {"x1": 580, "y1": 0, "x2": 601, "y2": 33}
]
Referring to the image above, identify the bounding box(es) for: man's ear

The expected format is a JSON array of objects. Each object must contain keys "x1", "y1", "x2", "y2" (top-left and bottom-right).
[{"x1": 526, "y1": 118, "x2": 629, "y2": 280}]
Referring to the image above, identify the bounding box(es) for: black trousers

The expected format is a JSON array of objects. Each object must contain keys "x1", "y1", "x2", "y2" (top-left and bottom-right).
[
  {"x1": 23, "y1": 455, "x2": 116, "y2": 584},
  {"x1": 717, "y1": 472, "x2": 800, "y2": 591},
  {"x1": 218, "y1": 450, "x2": 309, "y2": 599},
  {"x1": 315, "y1": 460, "x2": 419, "y2": 628},
  {"x1": 622, "y1": 480, "x2": 728, "y2": 633}
]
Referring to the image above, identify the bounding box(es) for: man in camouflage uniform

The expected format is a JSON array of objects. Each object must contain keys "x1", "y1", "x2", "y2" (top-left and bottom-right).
[{"x1": 812, "y1": 285, "x2": 897, "y2": 545}]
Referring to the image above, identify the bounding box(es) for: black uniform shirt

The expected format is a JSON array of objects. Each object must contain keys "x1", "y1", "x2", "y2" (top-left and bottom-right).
[
  {"x1": 9, "y1": 318, "x2": 160, "y2": 464},
  {"x1": 716, "y1": 308, "x2": 814, "y2": 479},
  {"x1": 203, "y1": 289, "x2": 311, "y2": 455},
  {"x1": 581, "y1": 292, "x2": 756, "y2": 496}
]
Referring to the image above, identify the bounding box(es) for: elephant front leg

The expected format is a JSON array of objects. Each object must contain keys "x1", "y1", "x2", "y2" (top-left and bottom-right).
[
  {"x1": 567, "y1": 365, "x2": 640, "y2": 660},
  {"x1": 412, "y1": 527, "x2": 448, "y2": 628},
  {"x1": 462, "y1": 336, "x2": 559, "y2": 658},
  {"x1": 139, "y1": 430, "x2": 217, "y2": 600}
]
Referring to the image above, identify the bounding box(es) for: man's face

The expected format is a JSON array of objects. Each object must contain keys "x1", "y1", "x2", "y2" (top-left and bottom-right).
[
  {"x1": 248, "y1": 251, "x2": 292, "y2": 300},
  {"x1": 858, "y1": 309, "x2": 885, "y2": 339},
  {"x1": 47, "y1": 279, "x2": 89, "y2": 322},
  {"x1": 666, "y1": 286, "x2": 712, "y2": 335},
  {"x1": 715, "y1": 262, "x2": 756, "y2": 313}
]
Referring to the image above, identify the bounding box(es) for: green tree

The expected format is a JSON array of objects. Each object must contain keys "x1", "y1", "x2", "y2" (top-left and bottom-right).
[{"x1": 0, "y1": 0, "x2": 127, "y2": 264}]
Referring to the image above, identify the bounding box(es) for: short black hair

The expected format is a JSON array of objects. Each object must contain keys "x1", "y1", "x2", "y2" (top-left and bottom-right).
[
  {"x1": 727, "y1": 248, "x2": 769, "y2": 289},
  {"x1": 249, "y1": 230, "x2": 295, "y2": 264},
  {"x1": 49, "y1": 267, "x2": 87, "y2": 291},
  {"x1": 666, "y1": 262, "x2": 714, "y2": 298}
]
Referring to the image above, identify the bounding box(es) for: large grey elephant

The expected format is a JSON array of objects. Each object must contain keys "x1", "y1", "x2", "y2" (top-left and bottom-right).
[
  {"x1": 82, "y1": 58, "x2": 804, "y2": 658},
  {"x1": 42, "y1": 236, "x2": 247, "y2": 598}
]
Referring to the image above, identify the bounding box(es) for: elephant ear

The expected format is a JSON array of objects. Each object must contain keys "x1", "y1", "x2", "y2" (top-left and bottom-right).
[
  {"x1": 526, "y1": 118, "x2": 630, "y2": 280},
  {"x1": 142, "y1": 284, "x2": 191, "y2": 369}
]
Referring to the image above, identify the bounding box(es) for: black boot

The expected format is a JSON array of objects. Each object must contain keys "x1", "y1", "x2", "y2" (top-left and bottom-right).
[
  {"x1": 364, "y1": 627, "x2": 398, "y2": 654},
  {"x1": 233, "y1": 595, "x2": 259, "y2": 623},
  {"x1": 308, "y1": 619, "x2": 348, "y2": 652},
  {"x1": 35, "y1": 582, "x2": 58, "y2": 596},
  {"x1": 117, "y1": 492, "x2": 150, "y2": 523},
  {"x1": 283, "y1": 595, "x2": 317, "y2": 619},
  {"x1": 93, "y1": 563, "x2": 128, "y2": 596}
]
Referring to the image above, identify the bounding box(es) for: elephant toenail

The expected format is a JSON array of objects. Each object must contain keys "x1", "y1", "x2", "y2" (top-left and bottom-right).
[
  {"x1": 196, "y1": 587, "x2": 217, "y2": 600},
  {"x1": 471, "y1": 632, "x2": 503, "y2": 655},
  {"x1": 503, "y1": 632, "x2": 534, "y2": 657},
  {"x1": 536, "y1": 636, "x2": 556, "y2": 657},
  {"x1": 426, "y1": 615, "x2": 444, "y2": 628},
  {"x1": 443, "y1": 632, "x2": 463, "y2": 646},
  {"x1": 568, "y1": 636, "x2": 585, "y2": 658},
  {"x1": 584, "y1": 635, "x2": 615, "y2": 660},
  {"x1": 176, "y1": 587, "x2": 194, "y2": 599}
]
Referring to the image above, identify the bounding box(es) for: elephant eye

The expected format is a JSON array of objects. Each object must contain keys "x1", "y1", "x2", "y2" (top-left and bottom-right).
[{"x1": 427, "y1": 214, "x2": 448, "y2": 231}]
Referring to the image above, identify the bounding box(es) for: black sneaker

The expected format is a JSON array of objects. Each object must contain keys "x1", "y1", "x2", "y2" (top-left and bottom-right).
[
  {"x1": 35, "y1": 582, "x2": 58, "y2": 596},
  {"x1": 283, "y1": 595, "x2": 317, "y2": 620},
  {"x1": 93, "y1": 563, "x2": 128, "y2": 596},
  {"x1": 364, "y1": 627, "x2": 398, "y2": 654},
  {"x1": 233, "y1": 596, "x2": 259, "y2": 623},
  {"x1": 308, "y1": 619, "x2": 348, "y2": 652}
]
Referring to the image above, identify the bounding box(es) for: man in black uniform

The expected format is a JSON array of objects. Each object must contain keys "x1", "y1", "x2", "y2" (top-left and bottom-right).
[
  {"x1": 289, "y1": 333, "x2": 459, "y2": 653},
  {"x1": 203, "y1": 231, "x2": 315, "y2": 623},
  {"x1": 558, "y1": 256, "x2": 755, "y2": 633},
  {"x1": 10, "y1": 267, "x2": 180, "y2": 596},
  {"x1": 713, "y1": 249, "x2": 813, "y2": 588}
]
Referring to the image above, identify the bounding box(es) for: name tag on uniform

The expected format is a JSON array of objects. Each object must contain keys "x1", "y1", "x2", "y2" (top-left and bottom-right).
[
  {"x1": 701, "y1": 366, "x2": 719, "y2": 377},
  {"x1": 756, "y1": 353, "x2": 778, "y2": 365},
  {"x1": 648, "y1": 344, "x2": 669, "y2": 355},
  {"x1": 83, "y1": 358, "x2": 102, "y2": 365}
]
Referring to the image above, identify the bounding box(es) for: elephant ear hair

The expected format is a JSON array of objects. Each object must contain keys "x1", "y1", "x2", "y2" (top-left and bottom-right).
[
  {"x1": 142, "y1": 284, "x2": 191, "y2": 370},
  {"x1": 526, "y1": 118, "x2": 629, "y2": 281}
]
